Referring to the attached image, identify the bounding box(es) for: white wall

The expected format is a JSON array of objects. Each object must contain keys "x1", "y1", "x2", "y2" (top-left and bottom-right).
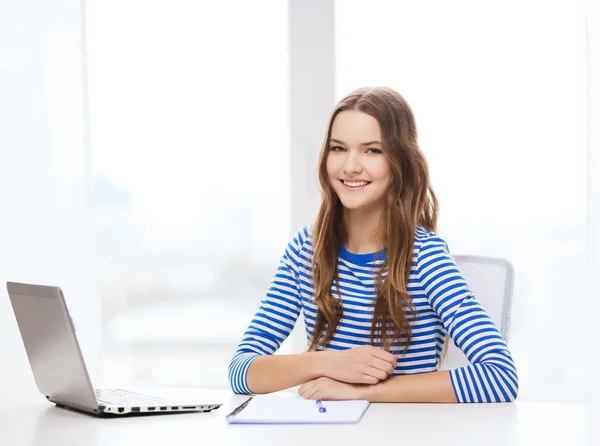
[
  {"x1": 288, "y1": 0, "x2": 336, "y2": 231},
  {"x1": 282, "y1": 0, "x2": 336, "y2": 353},
  {"x1": 0, "y1": 0, "x2": 98, "y2": 403}
]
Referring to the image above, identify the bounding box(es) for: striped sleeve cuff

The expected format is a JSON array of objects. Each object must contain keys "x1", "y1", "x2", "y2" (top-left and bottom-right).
[
  {"x1": 450, "y1": 363, "x2": 519, "y2": 403},
  {"x1": 228, "y1": 352, "x2": 261, "y2": 394}
]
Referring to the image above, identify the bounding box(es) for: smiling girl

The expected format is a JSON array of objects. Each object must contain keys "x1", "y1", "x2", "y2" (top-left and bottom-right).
[{"x1": 228, "y1": 87, "x2": 518, "y2": 403}]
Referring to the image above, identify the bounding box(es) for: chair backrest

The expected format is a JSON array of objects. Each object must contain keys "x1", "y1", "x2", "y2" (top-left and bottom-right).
[{"x1": 440, "y1": 255, "x2": 515, "y2": 371}]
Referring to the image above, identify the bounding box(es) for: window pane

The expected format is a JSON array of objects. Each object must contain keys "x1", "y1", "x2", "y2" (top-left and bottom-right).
[
  {"x1": 335, "y1": 0, "x2": 586, "y2": 401},
  {"x1": 86, "y1": 0, "x2": 289, "y2": 388}
]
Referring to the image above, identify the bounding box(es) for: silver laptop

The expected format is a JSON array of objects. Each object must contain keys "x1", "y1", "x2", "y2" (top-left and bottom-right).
[{"x1": 6, "y1": 281, "x2": 222, "y2": 417}]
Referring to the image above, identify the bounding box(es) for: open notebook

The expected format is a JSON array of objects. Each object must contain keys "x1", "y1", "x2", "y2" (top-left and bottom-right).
[{"x1": 226, "y1": 393, "x2": 370, "y2": 424}]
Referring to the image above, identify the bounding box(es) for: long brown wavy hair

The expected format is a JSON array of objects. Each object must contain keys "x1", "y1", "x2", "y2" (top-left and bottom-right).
[{"x1": 308, "y1": 87, "x2": 439, "y2": 355}]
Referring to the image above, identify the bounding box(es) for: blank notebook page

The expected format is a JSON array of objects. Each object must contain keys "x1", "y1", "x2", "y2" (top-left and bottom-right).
[{"x1": 226, "y1": 393, "x2": 370, "y2": 424}]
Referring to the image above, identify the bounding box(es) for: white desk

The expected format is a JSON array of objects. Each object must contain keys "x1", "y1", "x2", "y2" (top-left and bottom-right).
[{"x1": 0, "y1": 388, "x2": 597, "y2": 446}]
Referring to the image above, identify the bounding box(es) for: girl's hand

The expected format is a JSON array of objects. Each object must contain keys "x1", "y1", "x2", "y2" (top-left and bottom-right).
[
  {"x1": 298, "y1": 377, "x2": 366, "y2": 401},
  {"x1": 322, "y1": 345, "x2": 397, "y2": 384}
]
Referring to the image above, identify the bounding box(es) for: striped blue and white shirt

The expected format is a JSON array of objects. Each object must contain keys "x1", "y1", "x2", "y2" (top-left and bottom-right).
[{"x1": 228, "y1": 225, "x2": 519, "y2": 403}]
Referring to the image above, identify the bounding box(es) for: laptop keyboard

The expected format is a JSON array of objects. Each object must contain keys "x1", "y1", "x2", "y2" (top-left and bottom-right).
[{"x1": 95, "y1": 389, "x2": 171, "y2": 406}]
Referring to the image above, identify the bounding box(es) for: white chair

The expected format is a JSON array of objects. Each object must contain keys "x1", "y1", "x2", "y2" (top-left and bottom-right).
[{"x1": 440, "y1": 255, "x2": 515, "y2": 370}]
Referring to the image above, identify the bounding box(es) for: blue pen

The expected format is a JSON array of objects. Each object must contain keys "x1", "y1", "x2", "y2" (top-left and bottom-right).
[{"x1": 315, "y1": 399, "x2": 326, "y2": 413}]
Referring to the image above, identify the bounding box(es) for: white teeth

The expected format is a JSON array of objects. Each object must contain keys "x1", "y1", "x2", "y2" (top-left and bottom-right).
[{"x1": 344, "y1": 181, "x2": 369, "y2": 187}]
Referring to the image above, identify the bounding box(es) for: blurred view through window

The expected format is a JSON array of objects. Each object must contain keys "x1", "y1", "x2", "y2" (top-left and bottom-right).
[{"x1": 86, "y1": 0, "x2": 289, "y2": 388}]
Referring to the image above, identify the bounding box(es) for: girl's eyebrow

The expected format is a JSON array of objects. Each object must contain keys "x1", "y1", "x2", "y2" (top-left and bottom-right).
[{"x1": 329, "y1": 138, "x2": 382, "y2": 146}]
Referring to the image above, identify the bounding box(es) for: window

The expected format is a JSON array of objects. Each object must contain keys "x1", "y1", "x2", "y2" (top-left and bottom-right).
[
  {"x1": 86, "y1": 0, "x2": 289, "y2": 388},
  {"x1": 335, "y1": 0, "x2": 587, "y2": 401}
]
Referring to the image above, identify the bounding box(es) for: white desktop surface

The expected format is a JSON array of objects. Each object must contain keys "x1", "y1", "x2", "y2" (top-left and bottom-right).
[{"x1": 1, "y1": 388, "x2": 596, "y2": 446}]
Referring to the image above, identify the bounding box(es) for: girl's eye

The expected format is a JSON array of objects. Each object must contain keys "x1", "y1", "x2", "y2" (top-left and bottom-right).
[{"x1": 328, "y1": 146, "x2": 381, "y2": 154}]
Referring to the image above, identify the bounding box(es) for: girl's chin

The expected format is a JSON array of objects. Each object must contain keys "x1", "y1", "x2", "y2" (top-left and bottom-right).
[
  {"x1": 339, "y1": 199, "x2": 377, "y2": 211},
  {"x1": 336, "y1": 192, "x2": 387, "y2": 211}
]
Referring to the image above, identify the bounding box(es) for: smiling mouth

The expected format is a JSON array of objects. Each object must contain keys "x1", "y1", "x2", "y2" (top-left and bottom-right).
[{"x1": 340, "y1": 179, "x2": 371, "y2": 190}]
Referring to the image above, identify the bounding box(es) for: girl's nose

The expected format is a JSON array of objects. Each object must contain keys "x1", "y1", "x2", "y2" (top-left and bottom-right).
[{"x1": 343, "y1": 152, "x2": 362, "y2": 174}]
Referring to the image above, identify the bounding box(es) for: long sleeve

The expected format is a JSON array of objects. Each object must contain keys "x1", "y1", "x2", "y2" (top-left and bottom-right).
[
  {"x1": 227, "y1": 227, "x2": 307, "y2": 394},
  {"x1": 417, "y1": 234, "x2": 519, "y2": 402}
]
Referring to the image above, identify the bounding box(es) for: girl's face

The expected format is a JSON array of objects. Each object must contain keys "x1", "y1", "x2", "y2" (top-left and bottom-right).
[{"x1": 326, "y1": 110, "x2": 392, "y2": 213}]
